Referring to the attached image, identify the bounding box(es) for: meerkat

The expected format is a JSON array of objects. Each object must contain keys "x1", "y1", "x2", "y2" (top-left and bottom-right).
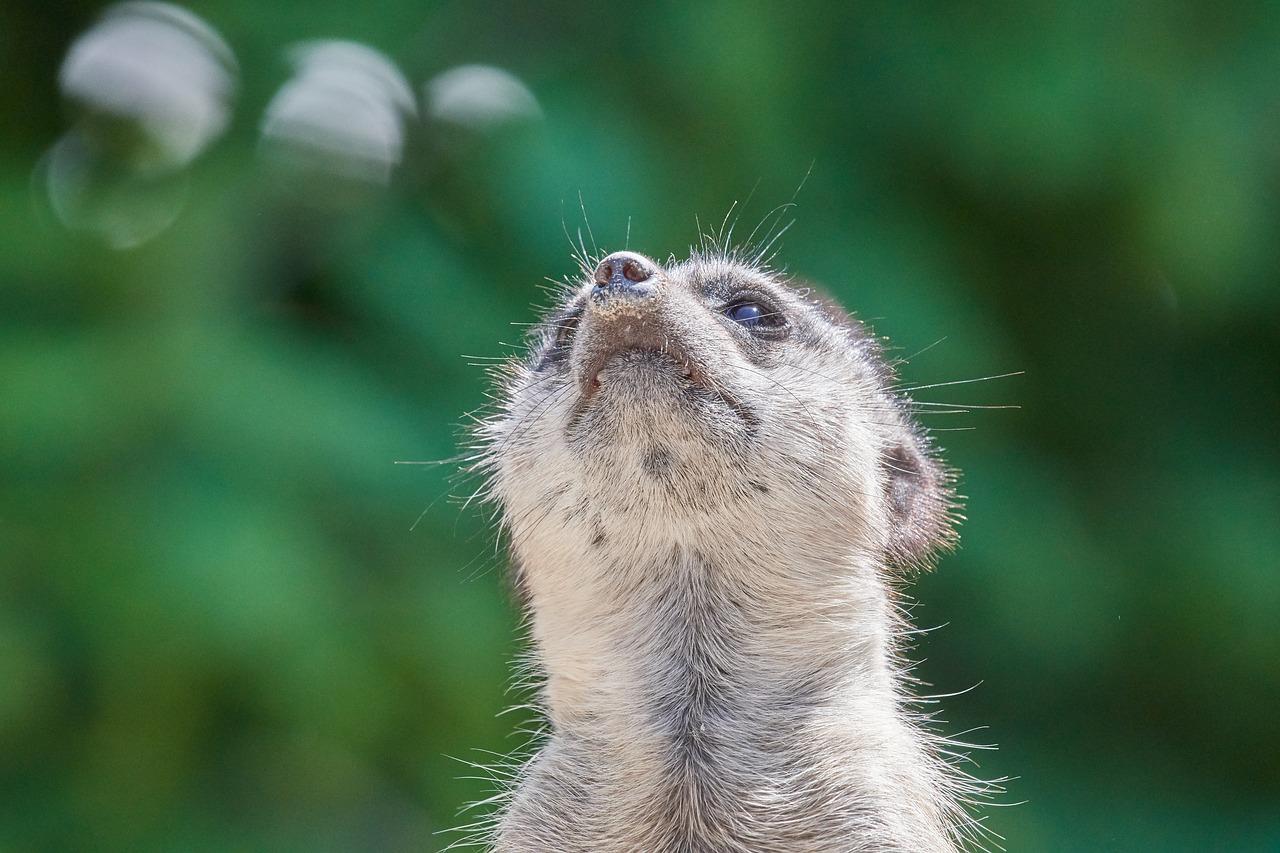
[{"x1": 472, "y1": 244, "x2": 997, "y2": 852}]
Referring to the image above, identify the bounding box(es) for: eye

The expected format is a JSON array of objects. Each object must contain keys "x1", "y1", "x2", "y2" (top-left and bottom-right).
[
  {"x1": 728, "y1": 302, "x2": 765, "y2": 325},
  {"x1": 726, "y1": 299, "x2": 783, "y2": 328}
]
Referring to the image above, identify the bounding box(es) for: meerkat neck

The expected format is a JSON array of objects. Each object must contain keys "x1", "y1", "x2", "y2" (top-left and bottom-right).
[
  {"x1": 508, "y1": 546, "x2": 960, "y2": 853},
  {"x1": 538, "y1": 546, "x2": 892, "y2": 720}
]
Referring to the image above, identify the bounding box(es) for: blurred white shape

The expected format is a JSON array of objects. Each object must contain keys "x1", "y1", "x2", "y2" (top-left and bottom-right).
[
  {"x1": 58, "y1": 1, "x2": 237, "y2": 173},
  {"x1": 260, "y1": 41, "x2": 416, "y2": 185},
  {"x1": 43, "y1": 2, "x2": 235, "y2": 248},
  {"x1": 426, "y1": 64, "x2": 542, "y2": 130}
]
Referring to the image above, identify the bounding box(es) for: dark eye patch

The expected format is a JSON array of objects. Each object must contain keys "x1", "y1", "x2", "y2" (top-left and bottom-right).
[
  {"x1": 532, "y1": 306, "x2": 582, "y2": 371},
  {"x1": 554, "y1": 311, "x2": 581, "y2": 347}
]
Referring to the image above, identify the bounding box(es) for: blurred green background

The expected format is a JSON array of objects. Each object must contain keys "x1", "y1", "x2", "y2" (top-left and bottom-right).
[{"x1": 3, "y1": 0, "x2": 1279, "y2": 850}]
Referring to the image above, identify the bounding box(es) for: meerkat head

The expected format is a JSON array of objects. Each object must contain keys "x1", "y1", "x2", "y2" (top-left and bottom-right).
[{"x1": 483, "y1": 248, "x2": 956, "y2": 597}]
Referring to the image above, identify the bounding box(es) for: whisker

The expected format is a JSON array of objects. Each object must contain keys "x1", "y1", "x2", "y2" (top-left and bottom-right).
[
  {"x1": 578, "y1": 191, "x2": 598, "y2": 258},
  {"x1": 896, "y1": 371, "x2": 1024, "y2": 393},
  {"x1": 899, "y1": 336, "x2": 949, "y2": 363},
  {"x1": 909, "y1": 401, "x2": 1020, "y2": 410}
]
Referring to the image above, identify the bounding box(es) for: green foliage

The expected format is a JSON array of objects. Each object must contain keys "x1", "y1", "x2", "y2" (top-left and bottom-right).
[{"x1": 2, "y1": 1, "x2": 1278, "y2": 849}]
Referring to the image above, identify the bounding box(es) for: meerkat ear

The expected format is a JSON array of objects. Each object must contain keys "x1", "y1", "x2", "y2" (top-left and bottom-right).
[{"x1": 881, "y1": 432, "x2": 957, "y2": 570}]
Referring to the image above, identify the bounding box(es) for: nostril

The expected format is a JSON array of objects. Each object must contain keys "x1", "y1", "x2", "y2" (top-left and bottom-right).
[
  {"x1": 593, "y1": 251, "x2": 658, "y2": 295},
  {"x1": 621, "y1": 259, "x2": 648, "y2": 283}
]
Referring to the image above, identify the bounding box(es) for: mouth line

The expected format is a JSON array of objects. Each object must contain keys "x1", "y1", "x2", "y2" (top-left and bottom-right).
[
  {"x1": 582, "y1": 345, "x2": 704, "y2": 396},
  {"x1": 573, "y1": 346, "x2": 759, "y2": 431}
]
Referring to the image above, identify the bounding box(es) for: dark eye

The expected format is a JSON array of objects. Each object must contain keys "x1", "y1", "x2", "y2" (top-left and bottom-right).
[
  {"x1": 726, "y1": 299, "x2": 786, "y2": 328},
  {"x1": 727, "y1": 301, "x2": 766, "y2": 325}
]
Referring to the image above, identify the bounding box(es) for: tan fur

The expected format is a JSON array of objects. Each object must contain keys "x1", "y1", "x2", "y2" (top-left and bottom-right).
[{"x1": 470, "y1": 247, "x2": 996, "y2": 852}]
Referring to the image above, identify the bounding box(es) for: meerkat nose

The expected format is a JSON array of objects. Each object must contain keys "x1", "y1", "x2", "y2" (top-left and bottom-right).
[{"x1": 592, "y1": 251, "x2": 659, "y2": 300}]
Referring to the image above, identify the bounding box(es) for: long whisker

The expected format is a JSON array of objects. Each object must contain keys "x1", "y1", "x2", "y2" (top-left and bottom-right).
[{"x1": 896, "y1": 371, "x2": 1024, "y2": 393}]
